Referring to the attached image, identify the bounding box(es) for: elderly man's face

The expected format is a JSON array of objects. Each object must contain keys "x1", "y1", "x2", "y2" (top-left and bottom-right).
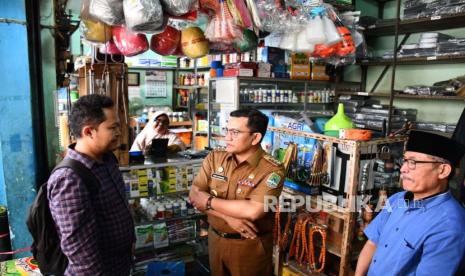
[{"x1": 400, "y1": 151, "x2": 447, "y2": 198}]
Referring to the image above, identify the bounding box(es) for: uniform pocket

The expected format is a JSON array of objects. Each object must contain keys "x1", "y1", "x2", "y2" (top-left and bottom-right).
[{"x1": 211, "y1": 178, "x2": 228, "y2": 198}]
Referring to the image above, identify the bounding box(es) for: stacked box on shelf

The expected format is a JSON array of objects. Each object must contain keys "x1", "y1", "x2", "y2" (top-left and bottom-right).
[
  {"x1": 162, "y1": 167, "x2": 177, "y2": 193},
  {"x1": 123, "y1": 164, "x2": 202, "y2": 199},
  {"x1": 403, "y1": 0, "x2": 465, "y2": 20},
  {"x1": 175, "y1": 167, "x2": 188, "y2": 192},
  {"x1": 167, "y1": 220, "x2": 196, "y2": 243}
]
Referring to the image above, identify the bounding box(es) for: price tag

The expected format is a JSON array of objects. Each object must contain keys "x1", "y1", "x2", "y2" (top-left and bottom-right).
[
  {"x1": 357, "y1": 92, "x2": 369, "y2": 96},
  {"x1": 427, "y1": 56, "x2": 437, "y2": 60},
  {"x1": 430, "y1": 16, "x2": 441, "y2": 20}
]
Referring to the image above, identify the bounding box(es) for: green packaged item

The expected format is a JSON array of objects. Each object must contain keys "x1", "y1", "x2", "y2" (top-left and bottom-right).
[{"x1": 234, "y1": 29, "x2": 258, "y2": 53}]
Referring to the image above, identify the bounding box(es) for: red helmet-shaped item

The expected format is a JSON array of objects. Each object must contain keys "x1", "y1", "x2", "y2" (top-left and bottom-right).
[
  {"x1": 112, "y1": 25, "x2": 149, "y2": 57},
  {"x1": 99, "y1": 39, "x2": 122, "y2": 55},
  {"x1": 150, "y1": 26, "x2": 181, "y2": 56}
]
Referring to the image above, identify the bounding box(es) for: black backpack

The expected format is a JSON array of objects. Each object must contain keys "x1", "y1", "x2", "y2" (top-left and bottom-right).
[{"x1": 26, "y1": 158, "x2": 100, "y2": 275}]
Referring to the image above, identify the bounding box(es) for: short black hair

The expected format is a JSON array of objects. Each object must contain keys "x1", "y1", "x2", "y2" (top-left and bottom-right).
[
  {"x1": 69, "y1": 94, "x2": 114, "y2": 138},
  {"x1": 230, "y1": 109, "x2": 269, "y2": 143}
]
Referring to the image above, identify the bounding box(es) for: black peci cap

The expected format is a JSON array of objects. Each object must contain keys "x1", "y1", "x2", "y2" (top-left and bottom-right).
[{"x1": 406, "y1": 130, "x2": 465, "y2": 165}]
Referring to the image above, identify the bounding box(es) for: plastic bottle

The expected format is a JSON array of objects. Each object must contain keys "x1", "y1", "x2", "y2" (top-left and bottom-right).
[
  {"x1": 173, "y1": 202, "x2": 181, "y2": 217},
  {"x1": 165, "y1": 204, "x2": 173, "y2": 218},
  {"x1": 157, "y1": 205, "x2": 166, "y2": 220},
  {"x1": 180, "y1": 202, "x2": 188, "y2": 217}
]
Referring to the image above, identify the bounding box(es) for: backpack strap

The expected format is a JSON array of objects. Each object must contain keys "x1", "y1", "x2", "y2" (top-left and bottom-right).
[{"x1": 52, "y1": 158, "x2": 101, "y2": 194}]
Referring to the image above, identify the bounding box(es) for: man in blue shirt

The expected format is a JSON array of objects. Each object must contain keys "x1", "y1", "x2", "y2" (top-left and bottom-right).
[{"x1": 356, "y1": 130, "x2": 465, "y2": 276}]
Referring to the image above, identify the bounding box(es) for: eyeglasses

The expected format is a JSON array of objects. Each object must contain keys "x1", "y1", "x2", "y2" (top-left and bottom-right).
[
  {"x1": 222, "y1": 127, "x2": 254, "y2": 139},
  {"x1": 401, "y1": 158, "x2": 444, "y2": 170}
]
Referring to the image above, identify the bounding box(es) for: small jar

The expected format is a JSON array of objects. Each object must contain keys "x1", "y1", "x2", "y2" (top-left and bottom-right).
[
  {"x1": 171, "y1": 113, "x2": 178, "y2": 123},
  {"x1": 156, "y1": 205, "x2": 166, "y2": 220},
  {"x1": 186, "y1": 202, "x2": 195, "y2": 215},
  {"x1": 173, "y1": 202, "x2": 181, "y2": 217},
  {"x1": 165, "y1": 204, "x2": 173, "y2": 218},
  {"x1": 180, "y1": 203, "x2": 188, "y2": 217}
]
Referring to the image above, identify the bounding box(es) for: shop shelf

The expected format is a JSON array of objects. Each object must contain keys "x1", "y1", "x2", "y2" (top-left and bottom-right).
[
  {"x1": 357, "y1": 54, "x2": 465, "y2": 65},
  {"x1": 134, "y1": 213, "x2": 207, "y2": 226},
  {"x1": 120, "y1": 158, "x2": 203, "y2": 171},
  {"x1": 129, "y1": 66, "x2": 178, "y2": 70},
  {"x1": 170, "y1": 121, "x2": 193, "y2": 127},
  {"x1": 364, "y1": 12, "x2": 465, "y2": 36},
  {"x1": 177, "y1": 66, "x2": 210, "y2": 71},
  {"x1": 211, "y1": 76, "x2": 332, "y2": 85},
  {"x1": 337, "y1": 91, "x2": 465, "y2": 101},
  {"x1": 173, "y1": 85, "x2": 209, "y2": 90}
]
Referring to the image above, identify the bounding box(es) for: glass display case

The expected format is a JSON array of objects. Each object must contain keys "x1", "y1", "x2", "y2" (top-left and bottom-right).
[{"x1": 207, "y1": 77, "x2": 336, "y2": 148}]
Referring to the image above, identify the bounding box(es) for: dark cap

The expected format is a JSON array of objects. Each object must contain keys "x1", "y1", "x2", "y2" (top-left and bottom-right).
[{"x1": 406, "y1": 130, "x2": 465, "y2": 165}]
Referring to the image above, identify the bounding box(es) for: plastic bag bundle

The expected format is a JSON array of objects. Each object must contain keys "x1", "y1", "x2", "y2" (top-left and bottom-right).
[
  {"x1": 233, "y1": 28, "x2": 258, "y2": 52},
  {"x1": 254, "y1": 0, "x2": 297, "y2": 33},
  {"x1": 181, "y1": 26, "x2": 210, "y2": 58},
  {"x1": 89, "y1": 0, "x2": 125, "y2": 26},
  {"x1": 205, "y1": 0, "x2": 243, "y2": 43},
  {"x1": 80, "y1": 0, "x2": 112, "y2": 43},
  {"x1": 227, "y1": 0, "x2": 253, "y2": 28},
  {"x1": 123, "y1": 0, "x2": 165, "y2": 33},
  {"x1": 99, "y1": 39, "x2": 122, "y2": 54},
  {"x1": 305, "y1": 7, "x2": 326, "y2": 45},
  {"x1": 160, "y1": 0, "x2": 197, "y2": 16},
  {"x1": 112, "y1": 25, "x2": 149, "y2": 56},
  {"x1": 150, "y1": 26, "x2": 181, "y2": 56}
]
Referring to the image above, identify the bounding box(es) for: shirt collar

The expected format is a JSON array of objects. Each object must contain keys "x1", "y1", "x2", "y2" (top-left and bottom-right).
[
  {"x1": 67, "y1": 143, "x2": 97, "y2": 169},
  {"x1": 403, "y1": 190, "x2": 451, "y2": 209},
  {"x1": 226, "y1": 147, "x2": 264, "y2": 168}
]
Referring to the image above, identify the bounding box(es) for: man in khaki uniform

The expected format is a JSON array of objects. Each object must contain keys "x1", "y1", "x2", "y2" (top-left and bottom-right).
[{"x1": 189, "y1": 109, "x2": 285, "y2": 276}]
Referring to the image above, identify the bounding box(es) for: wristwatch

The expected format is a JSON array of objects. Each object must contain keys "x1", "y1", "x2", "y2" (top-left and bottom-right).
[{"x1": 206, "y1": 195, "x2": 215, "y2": 210}]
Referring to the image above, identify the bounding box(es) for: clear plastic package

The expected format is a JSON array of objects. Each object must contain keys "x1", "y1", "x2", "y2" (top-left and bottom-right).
[
  {"x1": 123, "y1": 0, "x2": 165, "y2": 33},
  {"x1": 89, "y1": 0, "x2": 125, "y2": 26},
  {"x1": 160, "y1": 0, "x2": 197, "y2": 16}
]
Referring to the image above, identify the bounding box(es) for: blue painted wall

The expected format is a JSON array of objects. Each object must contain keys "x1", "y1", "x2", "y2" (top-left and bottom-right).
[{"x1": 0, "y1": 0, "x2": 37, "y2": 257}]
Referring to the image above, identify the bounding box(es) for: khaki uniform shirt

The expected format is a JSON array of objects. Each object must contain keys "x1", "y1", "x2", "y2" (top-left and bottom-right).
[{"x1": 193, "y1": 147, "x2": 285, "y2": 234}]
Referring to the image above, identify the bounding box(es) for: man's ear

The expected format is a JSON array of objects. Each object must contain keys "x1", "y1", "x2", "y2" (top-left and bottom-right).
[
  {"x1": 81, "y1": 125, "x2": 94, "y2": 139},
  {"x1": 251, "y1": 132, "x2": 262, "y2": 146},
  {"x1": 438, "y1": 163, "x2": 452, "y2": 180}
]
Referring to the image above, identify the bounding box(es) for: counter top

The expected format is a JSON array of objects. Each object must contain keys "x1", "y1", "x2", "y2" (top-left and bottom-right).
[{"x1": 120, "y1": 157, "x2": 204, "y2": 171}]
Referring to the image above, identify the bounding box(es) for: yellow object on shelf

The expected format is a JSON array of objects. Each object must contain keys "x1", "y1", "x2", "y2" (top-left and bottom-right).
[
  {"x1": 58, "y1": 115, "x2": 70, "y2": 150},
  {"x1": 82, "y1": 19, "x2": 112, "y2": 43},
  {"x1": 282, "y1": 266, "x2": 302, "y2": 276}
]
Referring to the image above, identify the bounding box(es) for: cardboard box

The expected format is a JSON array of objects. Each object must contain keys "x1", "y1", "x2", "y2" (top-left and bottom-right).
[
  {"x1": 257, "y1": 62, "x2": 271, "y2": 78},
  {"x1": 223, "y1": 68, "x2": 254, "y2": 77},
  {"x1": 311, "y1": 64, "x2": 330, "y2": 81},
  {"x1": 290, "y1": 53, "x2": 311, "y2": 80}
]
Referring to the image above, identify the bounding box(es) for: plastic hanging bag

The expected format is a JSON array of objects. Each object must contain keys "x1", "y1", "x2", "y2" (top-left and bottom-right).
[
  {"x1": 99, "y1": 39, "x2": 122, "y2": 54},
  {"x1": 204, "y1": 0, "x2": 243, "y2": 43},
  {"x1": 305, "y1": 13, "x2": 326, "y2": 45},
  {"x1": 160, "y1": 0, "x2": 197, "y2": 16},
  {"x1": 150, "y1": 26, "x2": 181, "y2": 56},
  {"x1": 123, "y1": 0, "x2": 165, "y2": 33},
  {"x1": 233, "y1": 28, "x2": 258, "y2": 52},
  {"x1": 245, "y1": 0, "x2": 262, "y2": 29},
  {"x1": 227, "y1": 0, "x2": 253, "y2": 28},
  {"x1": 334, "y1": 16, "x2": 356, "y2": 57},
  {"x1": 295, "y1": 28, "x2": 315, "y2": 53},
  {"x1": 80, "y1": 0, "x2": 112, "y2": 43},
  {"x1": 322, "y1": 15, "x2": 341, "y2": 46},
  {"x1": 279, "y1": 31, "x2": 298, "y2": 51},
  {"x1": 89, "y1": 0, "x2": 125, "y2": 26},
  {"x1": 112, "y1": 25, "x2": 149, "y2": 56},
  {"x1": 181, "y1": 26, "x2": 210, "y2": 58}
]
